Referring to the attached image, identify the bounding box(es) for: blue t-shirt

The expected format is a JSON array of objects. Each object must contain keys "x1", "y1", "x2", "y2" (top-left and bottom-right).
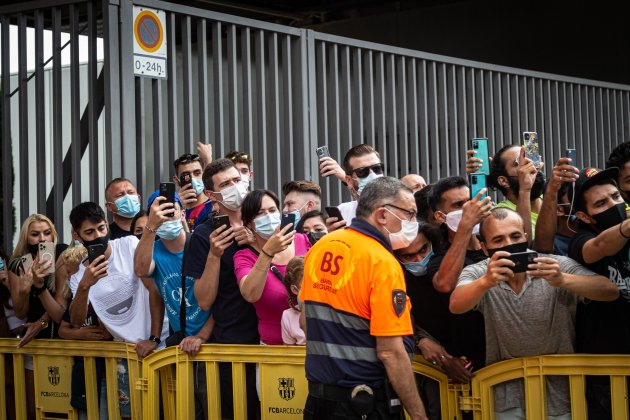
[{"x1": 151, "y1": 240, "x2": 211, "y2": 337}]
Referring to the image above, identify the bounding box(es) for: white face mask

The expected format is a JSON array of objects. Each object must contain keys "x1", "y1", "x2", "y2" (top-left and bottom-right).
[
  {"x1": 240, "y1": 173, "x2": 250, "y2": 187},
  {"x1": 357, "y1": 172, "x2": 384, "y2": 195},
  {"x1": 216, "y1": 181, "x2": 248, "y2": 211},
  {"x1": 384, "y1": 208, "x2": 419, "y2": 250},
  {"x1": 441, "y1": 209, "x2": 480, "y2": 235}
]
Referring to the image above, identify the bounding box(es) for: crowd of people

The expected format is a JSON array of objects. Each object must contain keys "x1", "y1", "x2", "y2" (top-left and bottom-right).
[{"x1": 1, "y1": 138, "x2": 630, "y2": 420}]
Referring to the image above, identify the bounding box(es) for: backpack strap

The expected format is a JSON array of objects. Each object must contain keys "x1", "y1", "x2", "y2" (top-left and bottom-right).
[{"x1": 179, "y1": 233, "x2": 192, "y2": 335}]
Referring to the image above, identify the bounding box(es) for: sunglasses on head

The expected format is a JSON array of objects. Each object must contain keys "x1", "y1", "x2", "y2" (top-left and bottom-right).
[
  {"x1": 353, "y1": 163, "x2": 385, "y2": 179},
  {"x1": 175, "y1": 154, "x2": 200, "y2": 166}
]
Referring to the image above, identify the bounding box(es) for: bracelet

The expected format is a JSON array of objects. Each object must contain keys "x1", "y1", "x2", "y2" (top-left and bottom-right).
[
  {"x1": 144, "y1": 225, "x2": 158, "y2": 234},
  {"x1": 261, "y1": 249, "x2": 274, "y2": 259},
  {"x1": 31, "y1": 283, "x2": 47, "y2": 297},
  {"x1": 148, "y1": 335, "x2": 161, "y2": 344},
  {"x1": 620, "y1": 222, "x2": 630, "y2": 239}
]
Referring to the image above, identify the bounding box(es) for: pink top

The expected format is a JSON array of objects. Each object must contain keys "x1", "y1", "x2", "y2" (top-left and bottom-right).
[
  {"x1": 281, "y1": 308, "x2": 306, "y2": 345},
  {"x1": 234, "y1": 233, "x2": 311, "y2": 345}
]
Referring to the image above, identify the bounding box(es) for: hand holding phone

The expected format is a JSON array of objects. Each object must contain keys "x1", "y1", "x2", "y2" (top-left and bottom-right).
[
  {"x1": 212, "y1": 215, "x2": 230, "y2": 232},
  {"x1": 325, "y1": 206, "x2": 344, "y2": 222},
  {"x1": 523, "y1": 131, "x2": 543, "y2": 170},
  {"x1": 469, "y1": 174, "x2": 488, "y2": 201},
  {"x1": 87, "y1": 244, "x2": 106, "y2": 264},
  {"x1": 179, "y1": 172, "x2": 192, "y2": 189},
  {"x1": 38, "y1": 242, "x2": 56, "y2": 276},
  {"x1": 506, "y1": 251, "x2": 537, "y2": 274},
  {"x1": 470, "y1": 138, "x2": 489, "y2": 175},
  {"x1": 316, "y1": 146, "x2": 330, "y2": 160},
  {"x1": 160, "y1": 182, "x2": 176, "y2": 218}
]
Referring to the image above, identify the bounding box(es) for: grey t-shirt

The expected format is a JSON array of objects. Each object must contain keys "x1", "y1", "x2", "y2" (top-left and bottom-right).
[{"x1": 456, "y1": 254, "x2": 595, "y2": 416}]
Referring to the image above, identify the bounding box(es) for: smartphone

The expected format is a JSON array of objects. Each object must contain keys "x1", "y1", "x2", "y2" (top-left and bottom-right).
[
  {"x1": 87, "y1": 244, "x2": 106, "y2": 264},
  {"x1": 179, "y1": 172, "x2": 192, "y2": 188},
  {"x1": 470, "y1": 174, "x2": 488, "y2": 200},
  {"x1": 566, "y1": 148, "x2": 577, "y2": 166},
  {"x1": 160, "y1": 182, "x2": 176, "y2": 218},
  {"x1": 523, "y1": 131, "x2": 543, "y2": 169},
  {"x1": 281, "y1": 213, "x2": 296, "y2": 232},
  {"x1": 18, "y1": 254, "x2": 34, "y2": 275},
  {"x1": 316, "y1": 146, "x2": 330, "y2": 159},
  {"x1": 470, "y1": 138, "x2": 489, "y2": 175},
  {"x1": 0, "y1": 258, "x2": 5, "y2": 272},
  {"x1": 38, "y1": 242, "x2": 56, "y2": 276},
  {"x1": 325, "y1": 206, "x2": 344, "y2": 221},
  {"x1": 506, "y1": 251, "x2": 537, "y2": 274},
  {"x1": 212, "y1": 214, "x2": 230, "y2": 231}
]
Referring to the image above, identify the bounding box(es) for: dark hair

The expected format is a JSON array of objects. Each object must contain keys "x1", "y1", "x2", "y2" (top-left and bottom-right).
[
  {"x1": 478, "y1": 207, "x2": 523, "y2": 243},
  {"x1": 296, "y1": 210, "x2": 325, "y2": 233},
  {"x1": 225, "y1": 151, "x2": 252, "y2": 167},
  {"x1": 414, "y1": 184, "x2": 433, "y2": 221},
  {"x1": 130, "y1": 210, "x2": 148, "y2": 234},
  {"x1": 283, "y1": 257, "x2": 304, "y2": 309},
  {"x1": 105, "y1": 177, "x2": 134, "y2": 200},
  {"x1": 606, "y1": 141, "x2": 630, "y2": 170},
  {"x1": 356, "y1": 177, "x2": 411, "y2": 219},
  {"x1": 0, "y1": 245, "x2": 11, "y2": 311},
  {"x1": 576, "y1": 178, "x2": 618, "y2": 213},
  {"x1": 173, "y1": 153, "x2": 202, "y2": 174},
  {"x1": 202, "y1": 158, "x2": 237, "y2": 191},
  {"x1": 418, "y1": 222, "x2": 442, "y2": 250},
  {"x1": 428, "y1": 176, "x2": 468, "y2": 212},
  {"x1": 282, "y1": 180, "x2": 321, "y2": 198},
  {"x1": 342, "y1": 144, "x2": 380, "y2": 174},
  {"x1": 241, "y1": 189, "x2": 280, "y2": 229},
  {"x1": 487, "y1": 144, "x2": 519, "y2": 195},
  {"x1": 69, "y1": 202, "x2": 107, "y2": 232}
]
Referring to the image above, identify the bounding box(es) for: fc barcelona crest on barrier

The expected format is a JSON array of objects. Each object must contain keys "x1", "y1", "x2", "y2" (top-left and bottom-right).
[
  {"x1": 48, "y1": 366, "x2": 60, "y2": 386},
  {"x1": 278, "y1": 378, "x2": 296, "y2": 401}
]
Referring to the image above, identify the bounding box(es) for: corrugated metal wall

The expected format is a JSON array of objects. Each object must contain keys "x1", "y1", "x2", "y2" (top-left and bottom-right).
[{"x1": 1, "y1": 0, "x2": 630, "y2": 247}]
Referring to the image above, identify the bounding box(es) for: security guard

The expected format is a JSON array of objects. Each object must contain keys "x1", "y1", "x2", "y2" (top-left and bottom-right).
[{"x1": 300, "y1": 177, "x2": 428, "y2": 420}]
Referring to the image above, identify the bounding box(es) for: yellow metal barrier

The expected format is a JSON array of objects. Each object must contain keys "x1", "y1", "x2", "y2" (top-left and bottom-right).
[
  {"x1": 0, "y1": 339, "x2": 142, "y2": 420},
  {"x1": 2, "y1": 338, "x2": 629, "y2": 420}
]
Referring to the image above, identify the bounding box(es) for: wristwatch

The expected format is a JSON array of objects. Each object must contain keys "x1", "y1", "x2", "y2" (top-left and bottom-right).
[
  {"x1": 148, "y1": 335, "x2": 161, "y2": 344},
  {"x1": 40, "y1": 319, "x2": 49, "y2": 329}
]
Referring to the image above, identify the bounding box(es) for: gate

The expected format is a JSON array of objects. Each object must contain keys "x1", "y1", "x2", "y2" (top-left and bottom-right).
[{"x1": 2, "y1": 0, "x2": 630, "y2": 246}]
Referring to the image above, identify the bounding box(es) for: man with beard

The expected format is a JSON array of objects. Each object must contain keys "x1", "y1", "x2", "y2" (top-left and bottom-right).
[
  {"x1": 567, "y1": 167, "x2": 630, "y2": 419},
  {"x1": 451, "y1": 207, "x2": 618, "y2": 420},
  {"x1": 487, "y1": 145, "x2": 545, "y2": 242},
  {"x1": 606, "y1": 141, "x2": 630, "y2": 203}
]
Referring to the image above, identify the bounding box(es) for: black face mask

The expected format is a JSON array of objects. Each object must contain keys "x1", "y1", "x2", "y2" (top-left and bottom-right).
[
  {"x1": 591, "y1": 202, "x2": 627, "y2": 231},
  {"x1": 486, "y1": 240, "x2": 528, "y2": 259},
  {"x1": 27, "y1": 243, "x2": 40, "y2": 255},
  {"x1": 81, "y1": 232, "x2": 111, "y2": 250},
  {"x1": 506, "y1": 172, "x2": 546, "y2": 200},
  {"x1": 307, "y1": 231, "x2": 327, "y2": 245}
]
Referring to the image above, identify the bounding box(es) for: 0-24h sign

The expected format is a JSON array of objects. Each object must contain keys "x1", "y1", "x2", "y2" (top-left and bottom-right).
[{"x1": 132, "y1": 6, "x2": 167, "y2": 79}]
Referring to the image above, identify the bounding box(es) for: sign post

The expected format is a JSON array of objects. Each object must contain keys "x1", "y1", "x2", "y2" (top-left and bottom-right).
[{"x1": 132, "y1": 6, "x2": 167, "y2": 79}]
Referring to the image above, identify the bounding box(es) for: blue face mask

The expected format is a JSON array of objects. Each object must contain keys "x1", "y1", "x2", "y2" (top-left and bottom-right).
[
  {"x1": 254, "y1": 212, "x2": 281, "y2": 239},
  {"x1": 191, "y1": 178, "x2": 205, "y2": 196},
  {"x1": 287, "y1": 203, "x2": 307, "y2": 228},
  {"x1": 357, "y1": 172, "x2": 383, "y2": 195},
  {"x1": 157, "y1": 220, "x2": 183, "y2": 241},
  {"x1": 402, "y1": 250, "x2": 434, "y2": 276},
  {"x1": 114, "y1": 194, "x2": 140, "y2": 219}
]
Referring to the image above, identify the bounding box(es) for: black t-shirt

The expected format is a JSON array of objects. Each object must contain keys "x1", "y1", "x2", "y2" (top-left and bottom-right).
[
  {"x1": 109, "y1": 222, "x2": 131, "y2": 240},
  {"x1": 183, "y1": 218, "x2": 259, "y2": 344},
  {"x1": 568, "y1": 227, "x2": 630, "y2": 354},
  {"x1": 423, "y1": 243, "x2": 487, "y2": 369}
]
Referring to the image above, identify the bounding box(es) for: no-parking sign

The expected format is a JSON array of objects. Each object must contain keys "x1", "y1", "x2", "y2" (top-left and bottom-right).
[{"x1": 133, "y1": 6, "x2": 167, "y2": 79}]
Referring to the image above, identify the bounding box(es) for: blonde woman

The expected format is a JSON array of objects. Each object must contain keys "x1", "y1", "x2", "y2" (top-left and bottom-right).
[{"x1": 7, "y1": 214, "x2": 68, "y2": 346}]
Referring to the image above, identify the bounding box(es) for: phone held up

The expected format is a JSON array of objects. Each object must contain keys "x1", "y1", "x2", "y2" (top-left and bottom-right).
[
  {"x1": 212, "y1": 215, "x2": 230, "y2": 232},
  {"x1": 470, "y1": 138, "x2": 490, "y2": 175},
  {"x1": 87, "y1": 244, "x2": 106, "y2": 264},
  {"x1": 469, "y1": 174, "x2": 488, "y2": 201},
  {"x1": 315, "y1": 146, "x2": 330, "y2": 160},
  {"x1": 160, "y1": 182, "x2": 176, "y2": 218},
  {"x1": 523, "y1": 131, "x2": 543, "y2": 170},
  {"x1": 281, "y1": 213, "x2": 296, "y2": 233},
  {"x1": 505, "y1": 251, "x2": 537, "y2": 274},
  {"x1": 38, "y1": 242, "x2": 56, "y2": 275},
  {"x1": 325, "y1": 206, "x2": 344, "y2": 222}
]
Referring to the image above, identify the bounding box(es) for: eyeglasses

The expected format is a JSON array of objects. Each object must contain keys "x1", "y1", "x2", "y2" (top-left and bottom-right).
[
  {"x1": 352, "y1": 163, "x2": 385, "y2": 178},
  {"x1": 383, "y1": 203, "x2": 417, "y2": 222},
  {"x1": 174, "y1": 154, "x2": 200, "y2": 167}
]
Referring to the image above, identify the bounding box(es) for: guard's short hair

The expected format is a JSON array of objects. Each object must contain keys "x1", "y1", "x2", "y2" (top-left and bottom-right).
[
  {"x1": 282, "y1": 180, "x2": 321, "y2": 198},
  {"x1": 356, "y1": 177, "x2": 412, "y2": 219},
  {"x1": 477, "y1": 207, "x2": 523, "y2": 243},
  {"x1": 202, "y1": 158, "x2": 237, "y2": 191},
  {"x1": 428, "y1": 176, "x2": 468, "y2": 212},
  {"x1": 342, "y1": 144, "x2": 380, "y2": 175}
]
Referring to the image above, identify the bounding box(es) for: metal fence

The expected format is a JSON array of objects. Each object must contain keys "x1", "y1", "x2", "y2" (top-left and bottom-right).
[{"x1": 1, "y1": 0, "x2": 630, "y2": 247}]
